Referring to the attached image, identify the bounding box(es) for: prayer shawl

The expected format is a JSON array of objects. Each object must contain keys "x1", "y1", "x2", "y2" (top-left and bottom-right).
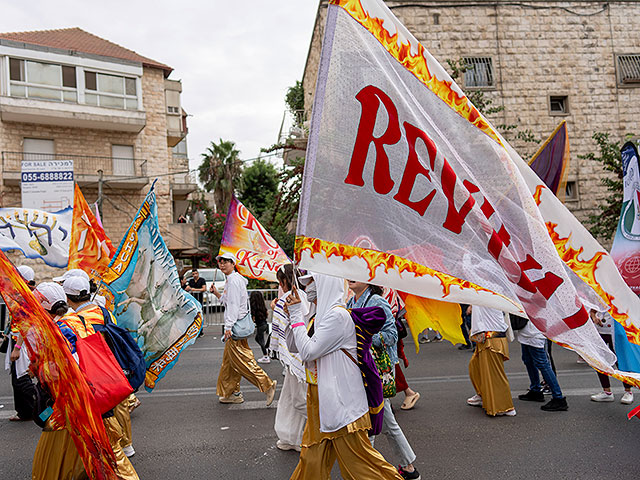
[{"x1": 271, "y1": 291, "x2": 306, "y2": 383}]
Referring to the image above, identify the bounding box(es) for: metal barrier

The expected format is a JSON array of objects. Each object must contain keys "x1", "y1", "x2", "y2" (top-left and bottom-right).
[{"x1": 202, "y1": 289, "x2": 279, "y2": 328}]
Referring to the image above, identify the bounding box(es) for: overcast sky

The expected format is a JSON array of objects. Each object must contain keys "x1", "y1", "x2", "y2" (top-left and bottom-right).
[{"x1": 0, "y1": 0, "x2": 319, "y2": 170}]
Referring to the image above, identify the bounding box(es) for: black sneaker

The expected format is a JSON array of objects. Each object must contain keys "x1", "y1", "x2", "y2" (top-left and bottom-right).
[
  {"x1": 518, "y1": 390, "x2": 545, "y2": 402},
  {"x1": 541, "y1": 397, "x2": 568, "y2": 411},
  {"x1": 398, "y1": 466, "x2": 421, "y2": 480}
]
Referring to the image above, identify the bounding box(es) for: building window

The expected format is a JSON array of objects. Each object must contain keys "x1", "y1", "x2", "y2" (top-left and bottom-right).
[
  {"x1": 463, "y1": 57, "x2": 494, "y2": 88},
  {"x1": 617, "y1": 55, "x2": 640, "y2": 85},
  {"x1": 433, "y1": 13, "x2": 440, "y2": 25},
  {"x1": 167, "y1": 106, "x2": 180, "y2": 114},
  {"x1": 565, "y1": 180, "x2": 578, "y2": 201},
  {"x1": 173, "y1": 138, "x2": 188, "y2": 156},
  {"x1": 23, "y1": 138, "x2": 55, "y2": 161},
  {"x1": 112, "y1": 144, "x2": 135, "y2": 175},
  {"x1": 549, "y1": 95, "x2": 569, "y2": 115},
  {"x1": 85, "y1": 71, "x2": 138, "y2": 110},
  {"x1": 8, "y1": 58, "x2": 77, "y2": 103}
]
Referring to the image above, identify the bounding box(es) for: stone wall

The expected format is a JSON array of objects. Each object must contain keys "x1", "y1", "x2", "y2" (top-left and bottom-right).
[{"x1": 303, "y1": 1, "x2": 640, "y2": 230}]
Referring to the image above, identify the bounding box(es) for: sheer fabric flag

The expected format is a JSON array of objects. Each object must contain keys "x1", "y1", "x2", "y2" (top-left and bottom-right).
[
  {"x1": 103, "y1": 186, "x2": 203, "y2": 391},
  {"x1": 528, "y1": 121, "x2": 570, "y2": 201},
  {"x1": 68, "y1": 184, "x2": 116, "y2": 280},
  {"x1": 0, "y1": 251, "x2": 116, "y2": 478},
  {"x1": 219, "y1": 195, "x2": 290, "y2": 282},
  {"x1": 296, "y1": 0, "x2": 640, "y2": 385},
  {"x1": 0, "y1": 206, "x2": 71, "y2": 267}
]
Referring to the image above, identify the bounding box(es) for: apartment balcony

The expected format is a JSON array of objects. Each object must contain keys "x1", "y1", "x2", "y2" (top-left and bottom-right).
[
  {"x1": 0, "y1": 95, "x2": 146, "y2": 133},
  {"x1": 1, "y1": 151, "x2": 148, "y2": 189},
  {"x1": 171, "y1": 169, "x2": 198, "y2": 196},
  {"x1": 166, "y1": 112, "x2": 187, "y2": 147},
  {"x1": 165, "y1": 222, "x2": 207, "y2": 255}
]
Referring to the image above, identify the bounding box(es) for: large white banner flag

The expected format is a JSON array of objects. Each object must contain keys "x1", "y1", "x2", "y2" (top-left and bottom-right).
[{"x1": 296, "y1": 0, "x2": 640, "y2": 384}]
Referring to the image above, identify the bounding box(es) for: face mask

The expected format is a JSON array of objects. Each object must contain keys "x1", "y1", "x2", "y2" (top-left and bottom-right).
[{"x1": 305, "y1": 282, "x2": 317, "y2": 303}]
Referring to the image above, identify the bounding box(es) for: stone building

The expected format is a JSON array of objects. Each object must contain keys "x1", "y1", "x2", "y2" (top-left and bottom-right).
[
  {"x1": 302, "y1": 0, "x2": 640, "y2": 225},
  {"x1": 0, "y1": 28, "x2": 201, "y2": 275}
]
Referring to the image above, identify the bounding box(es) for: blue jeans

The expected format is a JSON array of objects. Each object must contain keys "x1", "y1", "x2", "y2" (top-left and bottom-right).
[
  {"x1": 521, "y1": 343, "x2": 563, "y2": 399},
  {"x1": 370, "y1": 398, "x2": 416, "y2": 467}
]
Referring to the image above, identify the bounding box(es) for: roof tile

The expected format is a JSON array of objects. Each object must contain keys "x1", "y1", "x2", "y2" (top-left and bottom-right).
[{"x1": 0, "y1": 27, "x2": 172, "y2": 74}]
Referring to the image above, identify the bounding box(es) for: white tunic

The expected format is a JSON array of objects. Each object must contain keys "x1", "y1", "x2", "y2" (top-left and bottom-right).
[
  {"x1": 287, "y1": 274, "x2": 368, "y2": 433},
  {"x1": 470, "y1": 305, "x2": 508, "y2": 336},
  {"x1": 220, "y1": 271, "x2": 249, "y2": 332}
]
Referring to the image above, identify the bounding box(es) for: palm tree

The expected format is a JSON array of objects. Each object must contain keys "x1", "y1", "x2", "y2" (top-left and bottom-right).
[{"x1": 198, "y1": 139, "x2": 242, "y2": 213}]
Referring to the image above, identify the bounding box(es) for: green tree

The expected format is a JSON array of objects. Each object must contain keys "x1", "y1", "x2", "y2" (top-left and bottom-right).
[
  {"x1": 285, "y1": 80, "x2": 305, "y2": 127},
  {"x1": 238, "y1": 159, "x2": 279, "y2": 220},
  {"x1": 583, "y1": 132, "x2": 627, "y2": 241},
  {"x1": 198, "y1": 139, "x2": 242, "y2": 214}
]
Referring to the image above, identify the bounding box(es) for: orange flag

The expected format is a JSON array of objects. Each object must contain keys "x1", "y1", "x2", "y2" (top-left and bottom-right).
[
  {"x1": 0, "y1": 251, "x2": 117, "y2": 478},
  {"x1": 69, "y1": 184, "x2": 116, "y2": 280}
]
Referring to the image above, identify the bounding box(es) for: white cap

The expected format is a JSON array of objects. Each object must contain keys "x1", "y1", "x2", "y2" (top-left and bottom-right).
[
  {"x1": 216, "y1": 252, "x2": 237, "y2": 264},
  {"x1": 53, "y1": 268, "x2": 90, "y2": 283},
  {"x1": 35, "y1": 282, "x2": 67, "y2": 310},
  {"x1": 17, "y1": 265, "x2": 35, "y2": 282},
  {"x1": 63, "y1": 276, "x2": 91, "y2": 296}
]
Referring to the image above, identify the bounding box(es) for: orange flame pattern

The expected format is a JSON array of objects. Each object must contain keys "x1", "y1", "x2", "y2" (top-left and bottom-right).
[
  {"x1": 331, "y1": 0, "x2": 501, "y2": 145},
  {"x1": 0, "y1": 251, "x2": 117, "y2": 478},
  {"x1": 533, "y1": 184, "x2": 545, "y2": 206},
  {"x1": 545, "y1": 222, "x2": 640, "y2": 344},
  {"x1": 296, "y1": 236, "x2": 499, "y2": 298}
]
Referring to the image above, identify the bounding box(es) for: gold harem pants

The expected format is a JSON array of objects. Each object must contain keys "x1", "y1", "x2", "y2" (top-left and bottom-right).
[
  {"x1": 468, "y1": 336, "x2": 515, "y2": 416},
  {"x1": 290, "y1": 384, "x2": 402, "y2": 480},
  {"x1": 216, "y1": 338, "x2": 274, "y2": 398}
]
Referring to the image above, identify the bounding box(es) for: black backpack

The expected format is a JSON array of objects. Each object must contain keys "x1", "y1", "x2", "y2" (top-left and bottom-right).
[{"x1": 509, "y1": 314, "x2": 529, "y2": 331}]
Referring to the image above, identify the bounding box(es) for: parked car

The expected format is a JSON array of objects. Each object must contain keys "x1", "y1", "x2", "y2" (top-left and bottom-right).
[{"x1": 183, "y1": 268, "x2": 227, "y2": 311}]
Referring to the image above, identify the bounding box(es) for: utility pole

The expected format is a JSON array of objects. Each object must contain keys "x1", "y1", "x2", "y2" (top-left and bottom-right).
[{"x1": 97, "y1": 169, "x2": 103, "y2": 219}]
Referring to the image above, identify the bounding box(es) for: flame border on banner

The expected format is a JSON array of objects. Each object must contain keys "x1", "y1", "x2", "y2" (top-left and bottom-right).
[{"x1": 331, "y1": 0, "x2": 501, "y2": 145}]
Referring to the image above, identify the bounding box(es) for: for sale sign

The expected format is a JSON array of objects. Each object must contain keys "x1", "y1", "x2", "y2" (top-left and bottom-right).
[{"x1": 21, "y1": 160, "x2": 74, "y2": 212}]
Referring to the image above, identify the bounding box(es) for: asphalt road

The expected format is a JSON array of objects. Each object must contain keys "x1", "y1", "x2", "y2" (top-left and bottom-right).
[{"x1": 1, "y1": 331, "x2": 638, "y2": 479}]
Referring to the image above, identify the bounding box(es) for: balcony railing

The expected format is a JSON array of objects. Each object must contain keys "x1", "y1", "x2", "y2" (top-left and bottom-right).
[{"x1": 1, "y1": 151, "x2": 148, "y2": 188}]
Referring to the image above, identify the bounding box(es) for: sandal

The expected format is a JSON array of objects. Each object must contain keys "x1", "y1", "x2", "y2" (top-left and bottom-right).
[{"x1": 401, "y1": 392, "x2": 420, "y2": 410}]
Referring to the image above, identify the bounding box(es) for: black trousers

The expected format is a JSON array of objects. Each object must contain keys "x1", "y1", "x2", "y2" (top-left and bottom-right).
[
  {"x1": 255, "y1": 323, "x2": 270, "y2": 356},
  {"x1": 10, "y1": 346, "x2": 36, "y2": 420}
]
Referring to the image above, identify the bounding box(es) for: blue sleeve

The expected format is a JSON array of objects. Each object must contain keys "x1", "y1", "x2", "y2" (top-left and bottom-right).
[{"x1": 369, "y1": 295, "x2": 397, "y2": 349}]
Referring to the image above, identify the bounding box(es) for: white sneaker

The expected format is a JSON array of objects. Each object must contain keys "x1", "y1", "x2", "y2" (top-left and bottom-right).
[
  {"x1": 257, "y1": 355, "x2": 271, "y2": 364},
  {"x1": 590, "y1": 391, "x2": 614, "y2": 402},
  {"x1": 467, "y1": 394, "x2": 482, "y2": 406},
  {"x1": 621, "y1": 391, "x2": 634, "y2": 405},
  {"x1": 122, "y1": 445, "x2": 135, "y2": 457},
  {"x1": 495, "y1": 408, "x2": 517, "y2": 417},
  {"x1": 276, "y1": 440, "x2": 301, "y2": 452}
]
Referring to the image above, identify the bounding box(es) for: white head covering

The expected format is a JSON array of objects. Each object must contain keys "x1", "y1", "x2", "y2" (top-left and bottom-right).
[
  {"x1": 17, "y1": 265, "x2": 35, "y2": 282},
  {"x1": 312, "y1": 273, "x2": 347, "y2": 323},
  {"x1": 35, "y1": 282, "x2": 67, "y2": 310},
  {"x1": 53, "y1": 268, "x2": 90, "y2": 283},
  {"x1": 63, "y1": 276, "x2": 90, "y2": 296}
]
